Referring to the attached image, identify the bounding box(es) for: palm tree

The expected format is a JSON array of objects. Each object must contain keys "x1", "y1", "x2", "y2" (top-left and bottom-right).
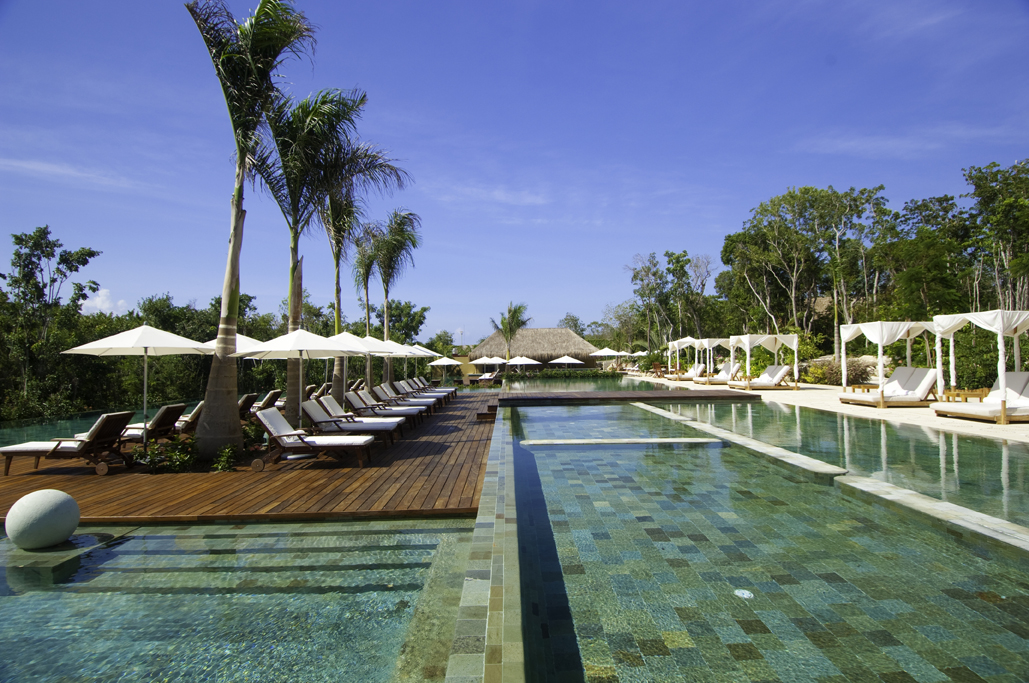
[
  {"x1": 252, "y1": 88, "x2": 365, "y2": 424},
  {"x1": 186, "y1": 0, "x2": 313, "y2": 457},
  {"x1": 320, "y1": 145, "x2": 409, "y2": 400},
  {"x1": 352, "y1": 223, "x2": 383, "y2": 387},
  {"x1": 375, "y1": 209, "x2": 421, "y2": 382},
  {"x1": 490, "y1": 302, "x2": 532, "y2": 362}
]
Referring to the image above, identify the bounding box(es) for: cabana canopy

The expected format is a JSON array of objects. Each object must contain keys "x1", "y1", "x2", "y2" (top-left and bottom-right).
[
  {"x1": 839, "y1": 321, "x2": 931, "y2": 390},
  {"x1": 728, "y1": 334, "x2": 799, "y2": 388},
  {"x1": 931, "y1": 309, "x2": 1029, "y2": 424}
]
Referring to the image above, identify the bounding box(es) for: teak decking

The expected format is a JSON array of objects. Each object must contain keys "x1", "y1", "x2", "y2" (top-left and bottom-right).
[{"x1": 0, "y1": 392, "x2": 496, "y2": 524}]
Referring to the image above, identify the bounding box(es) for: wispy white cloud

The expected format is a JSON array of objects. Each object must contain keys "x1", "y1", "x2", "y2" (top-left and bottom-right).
[
  {"x1": 430, "y1": 181, "x2": 549, "y2": 206},
  {"x1": 0, "y1": 157, "x2": 144, "y2": 191},
  {"x1": 82, "y1": 288, "x2": 128, "y2": 315},
  {"x1": 794, "y1": 123, "x2": 1024, "y2": 160}
]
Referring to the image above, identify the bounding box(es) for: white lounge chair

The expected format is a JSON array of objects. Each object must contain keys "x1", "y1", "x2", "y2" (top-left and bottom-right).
[
  {"x1": 253, "y1": 408, "x2": 375, "y2": 471},
  {"x1": 396, "y1": 379, "x2": 450, "y2": 403},
  {"x1": 671, "y1": 363, "x2": 704, "y2": 381},
  {"x1": 2, "y1": 411, "x2": 135, "y2": 476},
  {"x1": 303, "y1": 399, "x2": 404, "y2": 445},
  {"x1": 175, "y1": 401, "x2": 204, "y2": 435},
  {"x1": 416, "y1": 377, "x2": 456, "y2": 397},
  {"x1": 347, "y1": 391, "x2": 427, "y2": 423},
  {"x1": 838, "y1": 367, "x2": 938, "y2": 408},
  {"x1": 373, "y1": 384, "x2": 439, "y2": 411},
  {"x1": 728, "y1": 365, "x2": 793, "y2": 390},
  {"x1": 694, "y1": 363, "x2": 740, "y2": 385},
  {"x1": 929, "y1": 371, "x2": 1029, "y2": 424},
  {"x1": 121, "y1": 403, "x2": 187, "y2": 444}
]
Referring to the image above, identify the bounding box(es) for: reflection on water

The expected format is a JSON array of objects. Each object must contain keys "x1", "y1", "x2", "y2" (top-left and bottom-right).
[
  {"x1": 505, "y1": 377, "x2": 672, "y2": 392},
  {"x1": 657, "y1": 401, "x2": 1029, "y2": 526}
]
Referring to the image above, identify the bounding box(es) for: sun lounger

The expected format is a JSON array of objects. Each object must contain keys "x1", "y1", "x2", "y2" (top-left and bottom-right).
[
  {"x1": 175, "y1": 401, "x2": 204, "y2": 435},
  {"x1": 839, "y1": 367, "x2": 938, "y2": 408},
  {"x1": 929, "y1": 371, "x2": 1029, "y2": 424},
  {"x1": 728, "y1": 365, "x2": 793, "y2": 390},
  {"x1": 416, "y1": 377, "x2": 456, "y2": 397},
  {"x1": 302, "y1": 400, "x2": 403, "y2": 445},
  {"x1": 396, "y1": 379, "x2": 451, "y2": 403},
  {"x1": 694, "y1": 363, "x2": 740, "y2": 385},
  {"x1": 669, "y1": 363, "x2": 705, "y2": 381},
  {"x1": 253, "y1": 408, "x2": 375, "y2": 471},
  {"x1": 2, "y1": 411, "x2": 135, "y2": 476},
  {"x1": 237, "y1": 393, "x2": 259, "y2": 419},
  {"x1": 347, "y1": 391, "x2": 426, "y2": 423},
  {"x1": 251, "y1": 389, "x2": 282, "y2": 414},
  {"x1": 373, "y1": 384, "x2": 439, "y2": 412},
  {"x1": 319, "y1": 395, "x2": 408, "y2": 437},
  {"x1": 313, "y1": 383, "x2": 330, "y2": 399},
  {"x1": 121, "y1": 403, "x2": 187, "y2": 444}
]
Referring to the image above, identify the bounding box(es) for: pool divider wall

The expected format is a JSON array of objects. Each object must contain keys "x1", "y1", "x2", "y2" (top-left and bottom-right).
[
  {"x1": 631, "y1": 403, "x2": 847, "y2": 485},
  {"x1": 835, "y1": 476, "x2": 1029, "y2": 565}
]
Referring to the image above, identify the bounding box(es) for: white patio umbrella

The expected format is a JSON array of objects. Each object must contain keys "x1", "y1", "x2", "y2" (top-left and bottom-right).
[
  {"x1": 201, "y1": 333, "x2": 264, "y2": 354},
  {"x1": 507, "y1": 356, "x2": 541, "y2": 373},
  {"x1": 235, "y1": 330, "x2": 366, "y2": 423},
  {"x1": 428, "y1": 356, "x2": 461, "y2": 382},
  {"x1": 63, "y1": 324, "x2": 209, "y2": 447},
  {"x1": 550, "y1": 355, "x2": 584, "y2": 368},
  {"x1": 412, "y1": 344, "x2": 443, "y2": 357}
]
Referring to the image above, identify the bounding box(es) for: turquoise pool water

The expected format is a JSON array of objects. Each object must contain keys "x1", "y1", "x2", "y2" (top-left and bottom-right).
[
  {"x1": 0, "y1": 519, "x2": 472, "y2": 682},
  {"x1": 504, "y1": 377, "x2": 670, "y2": 392},
  {"x1": 654, "y1": 401, "x2": 1029, "y2": 527},
  {"x1": 511, "y1": 404, "x2": 1029, "y2": 682}
]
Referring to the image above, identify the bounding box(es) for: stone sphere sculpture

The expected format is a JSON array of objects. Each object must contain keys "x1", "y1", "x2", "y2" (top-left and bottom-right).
[{"x1": 4, "y1": 489, "x2": 80, "y2": 550}]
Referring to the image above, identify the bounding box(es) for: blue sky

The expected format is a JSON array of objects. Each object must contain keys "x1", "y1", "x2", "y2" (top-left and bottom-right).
[{"x1": 1, "y1": 1, "x2": 1027, "y2": 345}]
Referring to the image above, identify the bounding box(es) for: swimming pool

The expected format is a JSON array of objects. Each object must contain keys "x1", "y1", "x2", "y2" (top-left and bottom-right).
[
  {"x1": 0, "y1": 519, "x2": 473, "y2": 681},
  {"x1": 511, "y1": 404, "x2": 1029, "y2": 682},
  {"x1": 654, "y1": 401, "x2": 1029, "y2": 527},
  {"x1": 504, "y1": 377, "x2": 670, "y2": 393}
]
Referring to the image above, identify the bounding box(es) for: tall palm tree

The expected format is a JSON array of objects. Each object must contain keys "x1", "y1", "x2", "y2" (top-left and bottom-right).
[
  {"x1": 320, "y1": 144, "x2": 409, "y2": 400},
  {"x1": 252, "y1": 88, "x2": 365, "y2": 424},
  {"x1": 352, "y1": 223, "x2": 383, "y2": 387},
  {"x1": 186, "y1": 0, "x2": 313, "y2": 457},
  {"x1": 490, "y1": 302, "x2": 532, "y2": 362},
  {"x1": 322, "y1": 190, "x2": 362, "y2": 401},
  {"x1": 375, "y1": 209, "x2": 421, "y2": 382}
]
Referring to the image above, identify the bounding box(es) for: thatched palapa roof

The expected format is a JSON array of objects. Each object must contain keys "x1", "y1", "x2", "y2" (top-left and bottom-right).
[{"x1": 470, "y1": 328, "x2": 599, "y2": 363}]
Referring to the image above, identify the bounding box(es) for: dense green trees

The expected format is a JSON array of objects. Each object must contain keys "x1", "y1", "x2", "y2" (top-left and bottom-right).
[{"x1": 565, "y1": 159, "x2": 1028, "y2": 387}]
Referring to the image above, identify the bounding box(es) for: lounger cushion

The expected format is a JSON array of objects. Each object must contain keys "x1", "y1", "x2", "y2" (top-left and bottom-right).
[{"x1": 0, "y1": 440, "x2": 87, "y2": 455}]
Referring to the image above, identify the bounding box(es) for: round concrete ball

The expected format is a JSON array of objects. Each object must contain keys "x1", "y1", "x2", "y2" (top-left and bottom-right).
[{"x1": 4, "y1": 489, "x2": 80, "y2": 550}]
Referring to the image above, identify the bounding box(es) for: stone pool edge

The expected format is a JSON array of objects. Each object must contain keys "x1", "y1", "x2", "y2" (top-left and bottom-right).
[{"x1": 445, "y1": 406, "x2": 523, "y2": 683}]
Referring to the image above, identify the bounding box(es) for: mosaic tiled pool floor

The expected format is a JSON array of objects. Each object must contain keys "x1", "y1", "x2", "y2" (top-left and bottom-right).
[
  {"x1": 512, "y1": 405, "x2": 1029, "y2": 683},
  {"x1": 0, "y1": 519, "x2": 473, "y2": 682}
]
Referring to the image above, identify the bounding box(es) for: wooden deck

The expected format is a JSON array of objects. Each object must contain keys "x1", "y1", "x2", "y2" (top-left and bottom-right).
[
  {"x1": 0, "y1": 393, "x2": 496, "y2": 524},
  {"x1": 498, "y1": 388, "x2": 758, "y2": 406}
]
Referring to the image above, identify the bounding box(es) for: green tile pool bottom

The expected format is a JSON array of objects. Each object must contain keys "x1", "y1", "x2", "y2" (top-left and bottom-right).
[
  {"x1": 512, "y1": 405, "x2": 1029, "y2": 683},
  {"x1": 0, "y1": 519, "x2": 474, "y2": 682}
]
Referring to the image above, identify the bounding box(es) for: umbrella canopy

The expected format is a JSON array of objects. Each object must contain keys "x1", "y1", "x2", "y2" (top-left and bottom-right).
[
  {"x1": 63, "y1": 324, "x2": 208, "y2": 447},
  {"x1": 507, "y1": 356, "x2": 542, "y2": 365},
  {"x1": 360, "y1": 336, "x2": 396, "y2": 356},
  {"x1": 550, "y1": 355, "x2": 584, "y2": 365},
  {"x1": 590, "y1": 347, "x2": 621, "y2": 357},
  {"x1": 202, "y1": 333, "x2": 264, "y2": 354},
  {"x1": 328, "y1": 331, "x2": 372, "y2": 353},
  {"x1": 428, "y1": 357, "x2": 461, "y2": 366},
  {"x1": 470, "y1": 357, "x2": 498, "y2": 365},
  {"x1": 632, "y1": 351, "x2": 647, "y2": 357},
  {"x1": 234, "y1": 330, "x2": 366, "y2": 421},
  {"x1": 412, "y1": 344, "x2": 443, "y2": 357}
]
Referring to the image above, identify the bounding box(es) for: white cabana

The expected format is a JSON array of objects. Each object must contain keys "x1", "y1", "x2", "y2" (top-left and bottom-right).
[
  {"x1": 839, "y1": 321, "x2": 931, "y2": 404},
  {"x1": 728, "y1": 334, "x2": 768, "y2": 380},
  {"x1": 668, "y1": 336, "x2": 695, "y2": 372},
  {"x1": 695, "y1": 338, "x2": 730, "y2": 378},
  {"x1": 932, "y1": 309, "x2": 1029, "y2": 424},
  {"x1": 728, "y1": 334, "x2": 799, "y2": 390}
]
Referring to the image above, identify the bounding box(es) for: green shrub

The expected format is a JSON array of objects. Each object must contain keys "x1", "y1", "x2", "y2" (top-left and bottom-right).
[
  {"x1": 803, "y1": 360, "x2": 871, "y2": 386},
  {"x1": 211, "y1": 445, "x2": 237, "y2": 472}
]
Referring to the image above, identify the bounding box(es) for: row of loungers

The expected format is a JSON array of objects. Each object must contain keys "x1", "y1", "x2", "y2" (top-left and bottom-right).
[
  {"x1": 1, "y1": 377, "x2": 453, "y2": 476},
  {"x1": 252, "y1": 378, "x2": 455, "y2": 471},
  {"x1": 664, "y1": 362, "x2": 794, "y2": 390}
]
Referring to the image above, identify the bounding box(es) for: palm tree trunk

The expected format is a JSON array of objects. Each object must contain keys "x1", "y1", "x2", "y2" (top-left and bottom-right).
[
  {"x1": 196, "y1": 164, "x2": 246, "y2": 458},
  {"x1": 331, "y1": 260, "x2": 347, "y2": 403},
  {"x1": 285, "y1": 242, "x2": 303, "y2": 426},
  {"x1": 382, "y1": 284, "x2": 392, "y2": 383},
  {"x1": 364, "y1": 282, "x2": 373, "y2": 387}
]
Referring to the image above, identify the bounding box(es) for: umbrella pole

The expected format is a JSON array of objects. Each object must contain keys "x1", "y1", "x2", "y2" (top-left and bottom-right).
[
  {"x1": 299, "y1": 351, "x2": 305, "y2": 427},
  {"x1": 143, "y1": 351, "x2": 149, "y2": 455}
]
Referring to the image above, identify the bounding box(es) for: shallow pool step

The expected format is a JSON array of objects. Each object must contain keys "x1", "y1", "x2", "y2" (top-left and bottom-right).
[{"x1": 520, "y1": 437, "x2": 723, "y2": 446}]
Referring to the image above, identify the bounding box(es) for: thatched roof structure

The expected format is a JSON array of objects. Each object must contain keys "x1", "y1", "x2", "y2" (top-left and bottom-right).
[{"x1": 471, "y1": 328, "x2": 599, "y2": 363}]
